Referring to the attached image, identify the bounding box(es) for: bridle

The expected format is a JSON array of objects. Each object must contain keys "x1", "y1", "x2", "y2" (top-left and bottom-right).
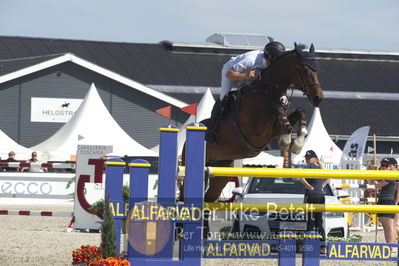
[
  {"x1": 252, "y1": 51, "x2": 320, "y2": 105},
  {"x1": 295, "y1": 60, "x2": 320, "y2": 97}
]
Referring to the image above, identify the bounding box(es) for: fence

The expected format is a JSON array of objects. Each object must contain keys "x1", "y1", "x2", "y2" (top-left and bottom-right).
[{"x1": 104, "y1": 123, "x2": 399, "y2": 265}]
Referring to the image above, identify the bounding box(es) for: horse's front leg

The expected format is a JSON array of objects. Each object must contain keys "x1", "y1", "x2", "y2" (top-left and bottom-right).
[
  {"x1": 275, "y1": 97, "x2": 293, "y2": 152},
  {"x1": 278, "y1": 114, "x2": 292, "y2": 150},
  {"x1": 288, "y1": 107, "x2": 307, "y2": 154}
]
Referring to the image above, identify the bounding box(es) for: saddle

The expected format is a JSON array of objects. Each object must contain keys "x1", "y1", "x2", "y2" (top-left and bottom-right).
[{"x1": 219, "y1": 85, "x2": 282, "y2": 124}]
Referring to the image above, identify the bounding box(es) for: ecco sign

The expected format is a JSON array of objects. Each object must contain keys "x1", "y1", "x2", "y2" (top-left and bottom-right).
[{"x1": 0, "y1": 182, "x2": 52, "y2": 195}]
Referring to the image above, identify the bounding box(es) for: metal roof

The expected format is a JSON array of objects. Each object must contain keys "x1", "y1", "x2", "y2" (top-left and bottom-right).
[
  {"x1": 0, "y1": 35, "x2": 399, "y2": 137},
  {"x1": 0, "y1": 53, "x2": 188, "y2": 108},
  {"x1": 290, "y1": 97, "x2": 399, "y2": 137},
  {"x1": 0, "y1": 54, "x2": 65, "y2": 76}
]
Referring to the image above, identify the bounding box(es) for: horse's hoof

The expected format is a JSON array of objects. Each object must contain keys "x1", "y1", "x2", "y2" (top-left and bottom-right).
[
  {"x1": 290, "y1": 139, "x2": 303, "y2": 154},
  {"x1": 299, "y1": 127, "x2": 308, "y2": 137},
  {"x1": 290, "y1": 144, "x2": 301, "y2": 154}
]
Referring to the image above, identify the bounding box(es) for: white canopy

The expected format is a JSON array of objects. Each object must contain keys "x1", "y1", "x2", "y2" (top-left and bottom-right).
[
  {"x1": 151, "y1": 88, "x2": 215, "y2": 155},
  {"x1": 292, "y1": 107, "x2": 342, "y2": 167},
  {"x1": 243, "y1": 151, "x2": 284, "y2": 168},
  {"x1": 0, "y1": 129, "x2": 33, "y2": 160},
  {"x1": 32, "y1": 83, "x2": 157, "y2": 161}
]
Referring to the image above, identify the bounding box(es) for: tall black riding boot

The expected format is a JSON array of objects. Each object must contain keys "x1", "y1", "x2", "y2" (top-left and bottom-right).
[
  {"x1": 206, "y1": 96, "x2": 229, "y2": 144},
  {"x1": 205, "y1": 95, "x2": 230, "y2": 145},
  {"x1": 205, "y1": 99, "x2": 222, "y2": 144}
]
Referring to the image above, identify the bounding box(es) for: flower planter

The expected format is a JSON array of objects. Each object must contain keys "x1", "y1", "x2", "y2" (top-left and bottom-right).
[{"x1": 72, "y1": 245, "x2": 102, "y2": 265}]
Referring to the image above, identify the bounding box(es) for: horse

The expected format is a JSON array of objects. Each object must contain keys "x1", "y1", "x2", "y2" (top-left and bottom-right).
[
  {"x1": 193, "y1": 43, "x2": 325, "y2": 203},
  {"x1": 178, "y1": 43, "x2": 324, "y2": 238}
]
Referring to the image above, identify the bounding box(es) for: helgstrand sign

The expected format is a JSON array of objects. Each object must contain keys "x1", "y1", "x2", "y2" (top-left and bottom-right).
[{"x1": 31, "y1": 97, "x2": 83, "y2": 123}]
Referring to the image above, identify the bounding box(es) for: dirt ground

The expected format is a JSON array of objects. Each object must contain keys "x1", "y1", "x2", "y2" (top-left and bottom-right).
[{"x1": 0, "y1": 204, "x2": 397, "y2": 265}]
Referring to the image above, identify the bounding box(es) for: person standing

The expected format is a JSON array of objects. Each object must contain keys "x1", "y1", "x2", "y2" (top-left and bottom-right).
[
  {"x1": 22, "y1": 152, "x2": 47, "y2": 172},
  {"x1": 299, "y1": 150, "x2": 329, "y2": 241},
  {"x1": 371, "y1": 158, "x2": 397, "y2": 244},
  {"x1": 3, "y1": 151, "x2": 19, "y2": 172},
  {"x1": 389, "y1": 158, "x2": 399, "y2": 235}
]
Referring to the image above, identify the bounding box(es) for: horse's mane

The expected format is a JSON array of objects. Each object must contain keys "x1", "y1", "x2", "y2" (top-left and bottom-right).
[{"x1": 260, "y1": 50, "x2": 294, "y2": 77}]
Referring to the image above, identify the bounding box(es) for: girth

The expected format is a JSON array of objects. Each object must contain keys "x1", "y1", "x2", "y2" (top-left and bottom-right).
[{"x1": 231, "y1": 119, "x2": 268, "y2": 158}]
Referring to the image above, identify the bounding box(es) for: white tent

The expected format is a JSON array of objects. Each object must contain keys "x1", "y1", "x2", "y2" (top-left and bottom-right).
[
  {"x1": 177, "y1": 88, "x2": 215, "y2": 154},
  {"x1": 151, "y1": 88, "x2": 215, "y2": 155},
  {"x1": 32, "y1": 83, "x2": 157, "y2": 161},
  {"x1": 292, "y1": 107, "x2": 342, "y2": 167},
  {"x1": 0, "y1": 130, "x2": 33, "y2": 160},
  {"x1": 243, "y1": 151, "x2": 284, "y2": 168}
]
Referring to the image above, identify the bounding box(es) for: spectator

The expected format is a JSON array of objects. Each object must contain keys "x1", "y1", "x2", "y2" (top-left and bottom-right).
[
  {"x1": 371, "y1": 158, "x2": 397, "y2": 245},
  {"x1": 385, "y1": 158, "x2": 399, "y2": 235},
  {"x1": 3, "y1": 151, "x2": 19, "y2": 172},
  {"x1": 299, "y1": 150, "x2": 329, "y2": 243},
  {"x1": 22, "y1": 152, "x2": 47, "y2": 172}
]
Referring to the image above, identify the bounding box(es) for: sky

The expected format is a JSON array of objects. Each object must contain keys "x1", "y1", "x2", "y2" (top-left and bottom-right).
[{"x1": 1, "y1": 0, "x2": 399, "y2": 52}]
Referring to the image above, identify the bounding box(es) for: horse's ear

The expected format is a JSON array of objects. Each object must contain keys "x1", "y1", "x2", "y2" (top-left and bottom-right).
[
  {"x1": 294, "y1": 42, "x2": 298, "y2": 50},
  {"x1": 309, "y1": 43, "x2": 315, "y2": 54}
]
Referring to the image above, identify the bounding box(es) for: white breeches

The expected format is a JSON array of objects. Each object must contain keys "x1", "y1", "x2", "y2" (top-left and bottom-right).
[{"x1": 220, "y1": 63, "x2": 234, "y2": 101}]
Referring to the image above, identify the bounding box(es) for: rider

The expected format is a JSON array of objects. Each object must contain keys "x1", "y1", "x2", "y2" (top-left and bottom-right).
[{"x1": 206, "y1": 41, "x2": 286, "y2": 144}]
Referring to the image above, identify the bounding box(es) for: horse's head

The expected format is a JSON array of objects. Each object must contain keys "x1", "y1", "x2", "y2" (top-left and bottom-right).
[{"x1": 292, "y1": 43, "x2": 324, "y2": 107}]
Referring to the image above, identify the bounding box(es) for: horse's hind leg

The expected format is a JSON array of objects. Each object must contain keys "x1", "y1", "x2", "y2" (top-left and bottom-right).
[
  {"x1": 203, "y1": 175, "x2": 231, "y2": 238},
  {"x1": 204, "y1": 160, "x2": 233, "y2": 202},
  {"x1": 288, "y1": 108, "x2": 307, "y2": 154},
  {"x1": 204, "y1": 175, "x2": 232, "y2": 202},
  {"x1": 203, "y1": 160, "x2": 233, "y2": 239},
  {"x1": 278, "y1": 115, "x2": 292, "y2": 151}
]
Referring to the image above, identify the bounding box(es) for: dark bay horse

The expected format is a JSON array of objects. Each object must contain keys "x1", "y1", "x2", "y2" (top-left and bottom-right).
[{"x1": 202, "y1": 43, "x2": 325, "y2": 202}]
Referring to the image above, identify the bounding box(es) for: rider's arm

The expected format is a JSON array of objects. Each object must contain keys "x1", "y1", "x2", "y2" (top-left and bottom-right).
[
  {"x1": 371, "y1": 180, "x2": 389, "y2": 189},
  {"x1": 226, "y1": 68, "x2": 256, "y2": 81}
]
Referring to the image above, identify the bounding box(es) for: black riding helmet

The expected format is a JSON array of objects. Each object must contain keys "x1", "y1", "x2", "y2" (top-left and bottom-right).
[{"x1": 264, "y1": 41, "x2": 286, "y2": 57}]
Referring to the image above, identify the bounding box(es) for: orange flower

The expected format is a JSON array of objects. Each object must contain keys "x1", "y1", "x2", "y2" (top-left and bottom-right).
[{"x1": 90, "y1": 257, "x2": 130, "y2": 266}]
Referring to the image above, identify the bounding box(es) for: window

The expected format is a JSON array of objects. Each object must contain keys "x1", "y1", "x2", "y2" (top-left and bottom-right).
[
  {"x1": 247, "y1": 177, "x2": 333, "y2": 196},
  {"x1": 248, "y1": 177, "x2": 306, "y2": 194}
]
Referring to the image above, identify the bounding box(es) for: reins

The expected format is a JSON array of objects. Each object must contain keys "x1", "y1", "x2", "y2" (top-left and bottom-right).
[{"x1": 295, "y1": 64, "x2": 320, "y2": 96}]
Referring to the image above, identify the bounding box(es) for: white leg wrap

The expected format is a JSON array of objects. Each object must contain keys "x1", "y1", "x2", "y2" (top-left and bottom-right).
[
  {"x1": 290, "y1": 127, "x2": 308, "y2": 154},
  {"x1": 279, "y1": 133, "x2": 291, "y2": 150}
]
